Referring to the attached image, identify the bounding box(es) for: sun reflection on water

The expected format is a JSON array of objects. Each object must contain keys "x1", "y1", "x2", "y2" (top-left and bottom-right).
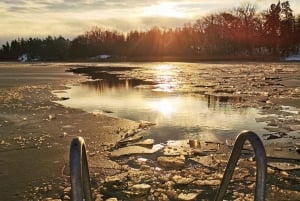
[
  {"x1": 150, "y1": 99, "x2": 174, "y2": 116},
  {"x1": 56, "y1": 63, "x2": 267, "y2": 142},
  {"x1": 155, "y1": 64, "x2": 173, "y2": 71},
  {"x1": 154, "y1": 64, "x2": 178, "y2": 92}
]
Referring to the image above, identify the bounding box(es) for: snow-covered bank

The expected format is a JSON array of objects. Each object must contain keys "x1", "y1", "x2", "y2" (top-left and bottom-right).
[{"x1": 285, "y1": 53, "x2": 300, "y2": 61}]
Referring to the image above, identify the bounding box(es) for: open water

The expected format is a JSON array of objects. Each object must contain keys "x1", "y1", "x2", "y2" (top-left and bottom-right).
[{"x1": 55, "y1": 62, "x2": 267, "y2": 143}]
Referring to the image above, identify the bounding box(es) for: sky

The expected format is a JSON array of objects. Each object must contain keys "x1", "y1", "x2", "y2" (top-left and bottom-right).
[{"x1": 0, "y1": 0, "x2": 300, "y2": 45}]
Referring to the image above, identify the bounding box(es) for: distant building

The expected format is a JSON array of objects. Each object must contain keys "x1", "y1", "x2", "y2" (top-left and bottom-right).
[
  {"x1": 89, "y1": 54, "x2": 111, "y2": 60},
  {"x1": 17, "y1": 54, "x2": 29, "y2": 62}
]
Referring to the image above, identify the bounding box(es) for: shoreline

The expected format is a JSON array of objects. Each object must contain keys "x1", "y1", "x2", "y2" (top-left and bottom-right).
[
  {"x1": 0, "y1": 63, "x2": 140, "y2": 200},
  {"x1": 2, "y1": 55, "x2": 300, "y2": 63}
]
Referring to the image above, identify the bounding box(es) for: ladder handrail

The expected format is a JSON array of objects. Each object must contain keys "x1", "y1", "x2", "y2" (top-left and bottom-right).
[
  {"x1": 69, "y1": 131, "x2": 267, "y2": 201},
  {"x1": 69, "y1": 137, "x2": 93, "y2": 201},
  {"x1": 214, "y1": 130, "x2": 267, "y2": 201}
]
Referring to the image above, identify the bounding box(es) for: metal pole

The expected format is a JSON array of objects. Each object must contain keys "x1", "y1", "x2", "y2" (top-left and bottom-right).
[
  {"x1": 214, "y1": 130, "x2": 267, "y2": 201},
  {"x1": 70, "y1": 137, "x2": 93, "y2": 201}
]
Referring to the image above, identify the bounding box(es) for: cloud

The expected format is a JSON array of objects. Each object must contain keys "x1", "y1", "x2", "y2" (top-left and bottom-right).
[
  {"x1": 139, "y1": 16, "x2": 190, "y2": 28},
  {"x1": 0, "y1": 0, "x2": 299, "y2": 45}
]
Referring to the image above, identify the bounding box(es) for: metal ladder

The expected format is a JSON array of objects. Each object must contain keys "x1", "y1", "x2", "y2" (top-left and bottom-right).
[
  {"x1": 214, "y1": 130, "x2": 267, "y2": 201},
  {"x1": 69, "y1": 137, "x2": 93, "y2": 201},
  {"x1": 69, "y1": 130, "x2": 267, "y2": 201}
]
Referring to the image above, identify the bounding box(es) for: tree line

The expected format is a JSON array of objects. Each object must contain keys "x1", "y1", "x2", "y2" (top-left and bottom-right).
[{"x1": 1, "y1": 1, "x2": 300, "y2": 61}]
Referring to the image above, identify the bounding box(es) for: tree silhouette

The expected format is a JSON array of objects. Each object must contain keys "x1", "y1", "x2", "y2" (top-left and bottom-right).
[{"x1": 0, "y1": 1, "x2": 299, "y2": 61}]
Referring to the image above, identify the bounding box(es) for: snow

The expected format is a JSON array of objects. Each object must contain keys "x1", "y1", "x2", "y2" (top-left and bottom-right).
[
  {"x1": 285, "y1": 53, "x2": 300, "y2": 61},
  {"x1": 99, "y1": 54, "x2": 111, "y2": 59},
  {"x1": 89, "y1": 54, "x2": 111, "y2": 60},
  {"x1": 17, "y1": 54, "x2": 28, "y2": 62}
]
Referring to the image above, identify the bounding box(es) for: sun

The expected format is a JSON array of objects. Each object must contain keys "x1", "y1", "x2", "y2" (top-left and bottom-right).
[{"x1": 143, "y1": 2, "x2": 183, "y2": 18}]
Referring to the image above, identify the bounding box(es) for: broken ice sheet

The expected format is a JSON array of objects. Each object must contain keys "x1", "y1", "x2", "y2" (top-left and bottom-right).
[
  {"x1": 133, "y1": 139, "x2": 154, "y2": 148},
  {"x1": 268, "y1": 162, "x2": 300, "y2": 171},
  {"x1": 163, "y1": 140, "x2": 192, "y2": 156},
  {"x1": 262, "y1": 132, "x2": 287, "y2": 140},
  {"x1": 280, "y1": 105, "x2": 299, "y2": 115},
  {"x1": 190, "y1": 155, "x2": 215, "y2": 167},
  {"x1": 110, "y1": 144, "x2": 164, "y2": 158}
]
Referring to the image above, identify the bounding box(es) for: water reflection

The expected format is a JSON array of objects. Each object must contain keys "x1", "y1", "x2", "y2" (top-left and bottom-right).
[
  {"x1": 57, "y1": 64, "x2": 266, "y2": 143},
  {"x1": 153, "y1": 64, "x2": 178, "y2": 92},
  {"x1": 150, "y1": 98, "x2": 175, "y2": 116},
  {"x1": 155, "y1": 64, "x2": 173, "y2": 71},
  {"x1": 83, "y1": 71, "x2": 154, "y2": 94},
  {"x1": 206, "y1": 95, "x2": 243, "y2": 109}
]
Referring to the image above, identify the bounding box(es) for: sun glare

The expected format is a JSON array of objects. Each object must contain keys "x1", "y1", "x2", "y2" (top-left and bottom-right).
[
  {"x1": 153, "y1": 64, "x2": 177, "y2": 92},
  {"x1": 156, "y1": 64, "x2": 173, "y2": 71},
  {"x1": 143, "y1": 2, "x2": 183, "y2": 18},
  {"x1": 151, "y1": 99, "x2": 174, "y2": 116}
]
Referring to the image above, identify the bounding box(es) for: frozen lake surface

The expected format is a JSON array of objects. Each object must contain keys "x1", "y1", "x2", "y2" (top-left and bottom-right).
[{"x1": 56, "y1": 62, "x2": 268, "y2": 143}]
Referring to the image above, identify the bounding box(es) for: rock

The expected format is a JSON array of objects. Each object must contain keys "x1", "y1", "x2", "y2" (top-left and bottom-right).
[
  {"x1": 136, "y1": 157, "x2": 148, "y2": 162},
  {"x1": 60, "y1": 132, "x2": 67, "y2": 137},
  {"x1": 273, "y1": 147, "x2": 283, "y2": 151},
  {"x1": 140, "y1": 164, "x2": 151, "y2": 170},
  {"x1": 178, "y1": 192, "x2": 200, "y2": 201},
  {"x1": 131, "y1": 183, "x2": 151, "y2": 195},
  {"x1": 134, "y1": 139, "x2": 154, "y2": 148},
  {"x1": 47, "y1": 184, "x2": 53, "y2": 191},
  {"x1": 48, "y1": 114, "x2": 56, "y2": 120},
  {"x1": 102, "y1": 109, "x2": 113, "y2": 114},
  {"x1": 268, "y1": 162, "x2": 300, "y2": 171},
  {"x1": 166, "y1": 189, "x2": 178, "y2": 199},
  {"x1": 280, "y1": 171, "x2": 289, "y2": 176},
  {"x1": 60, "y1": 97, "x2": 70, "y2": 101},
  {"x1": 192, "y1": 148, "x2": 208, "y2": 156},
  {"x1": 225, "y1": 139, "x2": 234, "y2": 147},
  {"x1": 193, "y1": 179, "x2": 220, "y2": 186},
  {"x1": 118, "y1": 135, "x2": 143, "y2": 146},
  {"x1": 188, "y1": 139, "x2": 201, "y2": 148},
  {"x1": 262, "y1": 132, "x2": 287, "y2": 140},
  {"x1": 172, "y1": 175, "x2": 195, "y2": 185},
  {"x1": 105, "y1": 172, "x2": 128, "y2": 185},
  {"x1": 189, "y1": 155, "x2": 214, "y2": 167},
  {"x1": 63, "y1": 187, "x2": 71, "y2": 193},
  {"x1": 124, "y1": 183, "x2": 151, "y2": 197},
  {"x1": 267, "y1": 167, "x2": 276, "y2": 174},
  {"x1": 163, "y1": 181, "x2": 175, "y2": 189},
  {"x1": 289, "y1": 124, "x2": 300, "y2": 131},
  {"x1": 92, "y1": 110, "x2": 102, "y2": 116},
  {"x1": 89, "y1": 152, "x2": 96, "y2": 157},
  {"x1": 163, "y1": 140, "x2": 192, "y2": 156},
  {"x1": 95, "y1": 194, "x2": 102, "y2": 201},
  {"x1": 110, "y1": 144, "x2": 164, "y2": 158},
  {"x1": 138, "y1": 120, "x2": 156, "y2": 129},
  {"x1": 157, "y1": 155, "x2": 185, "y2": 168},
  {"x1": 264, "y1": 127, "x2": 289, "y2": 133},
  {"x1": 106, "y1": 198, "x2": 118, "y2": 201},
  {"x1": 267, "y1": 119, "x2": 278, "y2": 127}
]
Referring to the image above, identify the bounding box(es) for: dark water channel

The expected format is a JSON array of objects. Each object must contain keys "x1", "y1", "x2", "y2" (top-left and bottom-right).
[{"x1": 55, "y1": 63, "x2": 267, "y2": 143}]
